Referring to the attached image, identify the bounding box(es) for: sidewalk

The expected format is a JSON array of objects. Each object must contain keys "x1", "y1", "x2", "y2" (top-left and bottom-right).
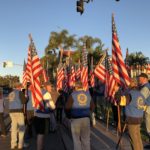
[
  {"x1": 92, "y1": 119, "x2": 149, "y2": 150},
  {"x1": 92, "y1": 120, "x2": 132, "y2": 150}
]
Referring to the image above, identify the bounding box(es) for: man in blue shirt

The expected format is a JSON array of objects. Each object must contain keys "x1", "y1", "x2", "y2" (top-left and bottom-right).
[
  {"x1": 119, "y1": 78, "x2": 148, "y2": 150},
  {"x1": 138, "y1": 73, "x2": 150, "y2": 149},
  {"x1": 65, "y1": 81, "x2": 95, "y2": 150}
]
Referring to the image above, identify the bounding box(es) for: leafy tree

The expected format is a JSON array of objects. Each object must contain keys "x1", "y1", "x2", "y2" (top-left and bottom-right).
[{"x1": 0, "y1": 75, "x2": 19, "y2": 87}]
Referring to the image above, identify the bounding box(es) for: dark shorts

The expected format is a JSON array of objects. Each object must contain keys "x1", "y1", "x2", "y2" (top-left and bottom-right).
[{"x1": 34, "y1": 116, "x2": 50, "y2": 135}]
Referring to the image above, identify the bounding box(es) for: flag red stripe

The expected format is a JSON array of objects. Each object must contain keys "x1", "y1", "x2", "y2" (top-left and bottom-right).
[
  {"x1": 94, "y1": 64, "x2": 105, "y2": 83},
  {"x1": 112, "y1": 15, "x2": 130, "y2": 87}
]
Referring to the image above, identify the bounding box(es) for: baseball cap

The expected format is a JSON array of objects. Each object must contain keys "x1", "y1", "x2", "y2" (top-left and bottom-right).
[{"x1": 138, "y1": 73, "x2": 148, "y2": 79}]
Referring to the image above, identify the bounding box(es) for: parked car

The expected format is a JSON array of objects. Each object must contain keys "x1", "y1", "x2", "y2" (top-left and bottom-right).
[{"x1": 2, "y1": 87, "x2": 12, "y2": 96}]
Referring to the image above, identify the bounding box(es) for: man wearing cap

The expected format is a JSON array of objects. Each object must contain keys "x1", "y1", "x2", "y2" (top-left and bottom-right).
[
  {"x1": 8, "y1": 82, "x2": 26, "y2": 150},
  {"x1": 34, "y1": 82, "x2": 56, "y2": 150},
  {"x1": 119, "y1": 78, "x2": 150, "y2": 150},
  {"x1": 65, "y1": 81, "x2": 95, "y2": 150},
  {"x1": 138, "y1": 73, "x2": 150, "y2": 148}
]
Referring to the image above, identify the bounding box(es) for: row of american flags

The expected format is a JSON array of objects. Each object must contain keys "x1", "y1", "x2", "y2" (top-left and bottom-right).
[
  {"x1": 56, "y1": 14, "x2": 131, "y2": 101},
  {"x1": 21, "y1": 15, "x2": 150, "y2": 111}
]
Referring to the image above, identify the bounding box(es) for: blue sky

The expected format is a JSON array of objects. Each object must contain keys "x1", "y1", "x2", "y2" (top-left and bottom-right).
[{"x1": 0, "y1": 0, "x2": 150, "y2": 81}]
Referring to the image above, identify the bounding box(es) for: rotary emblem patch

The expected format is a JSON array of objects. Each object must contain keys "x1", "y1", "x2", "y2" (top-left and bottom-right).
[
  {"x1": 137, "y1": 96, "x2": 144, "y2": 110},
  {"x1": 77, "y1": 93, "x2": 87, "y2": 106},
  {"x1": 9, "y1": 91, "x2": 15, "y2": 101}
]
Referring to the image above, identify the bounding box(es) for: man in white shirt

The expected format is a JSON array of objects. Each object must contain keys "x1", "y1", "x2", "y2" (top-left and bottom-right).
[{"x1": 34, "y1": 82, "x2": 56, "y2": 150}]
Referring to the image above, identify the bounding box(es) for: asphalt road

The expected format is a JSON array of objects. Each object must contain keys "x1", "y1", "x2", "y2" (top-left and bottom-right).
[{"x1": 0, "y1": 120, "x2": 134, "y2": 150}]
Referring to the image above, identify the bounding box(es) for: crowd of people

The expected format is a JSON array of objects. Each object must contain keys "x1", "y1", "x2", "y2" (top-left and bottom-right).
[{"x1": 0, "y1": 73, "x2": 150, "y2": 150}]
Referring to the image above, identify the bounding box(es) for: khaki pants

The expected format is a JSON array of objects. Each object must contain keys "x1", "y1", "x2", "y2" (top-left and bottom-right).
[
  {"x1": 10, "y1": 112, "x2": 25, "y2": 149},
  {"x1": 145, "y1": 112, "x2": 150, "y2": 136},
  {"x1": 128, "y1": 124, "x2": 143, "y2": 150},
  {"x1": 71, "y1": 118, "x2": 90, "y2": 150}
]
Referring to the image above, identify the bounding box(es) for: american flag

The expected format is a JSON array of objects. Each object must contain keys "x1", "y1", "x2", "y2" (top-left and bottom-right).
[
  {"x1": 90, "y1": 55, "x2": 95, "y2": 87},
  {"x1": 105, "y1": 51, "x2": 116, "y2": 102},
  {"x1": 94, "y1": 52, "x2": 106, "y2": 83},
  {"x1": 63, "y1": 65, "x2": 69, "y2": 93},
  {"x1": 22, "y1": 59, "x2": 27, "y2": 88},
  {"x1": 56, "y1": 63, "x2": 64, "y2": 91},
  {"x1": 147, "y1": 64, "x2": 150, "y2": 75},
  {"x1": 69, "y1": 65, "x2": 76, "y2": 88},
  {"x1": 26, "y1": 47, "x2": 32, "y2": 82},
  {"x1": 75, "y1": 60, "x2": 81, "y2": 80},
  {"x1": 81, "y1": 43, "x2": 88, "y2": 91},
  {"x1": 42, "y1": 69, "x2": 48, "y2": 82},
  {"x1": 67, "y1": 65, "x2": 71, "y2": 88},
  {"x1": 112, "y1": 14, "x2": 130, "y2": 87},
  {"x1": 26, "y1": 34, "x2": 44, "y2": 110},
  {"x1": 56, "y1": 48, "x2": 65, "y2": 91}
]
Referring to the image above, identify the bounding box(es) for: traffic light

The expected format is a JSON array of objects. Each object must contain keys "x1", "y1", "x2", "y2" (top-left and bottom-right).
[
  {"x1": 76, "y1": 0, "x2": 84, "y2": 15},
  {"x1": 3, "y1": 62, "x2": 7, "y2": 68}
]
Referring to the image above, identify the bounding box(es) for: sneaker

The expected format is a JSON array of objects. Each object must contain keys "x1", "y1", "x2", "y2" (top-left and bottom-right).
[
  {"x1": 1, "y1": 134, "x2": 7, "y2": 138},
  {"x1": 18, "y1": 147, "x2": 23, "y2": 150},
  {"x1": 23, "y1": 143, "x2": 30, "y2": 148},
  {"x1": 11, "y1": 146, "x2": 17, "y2": 150}
]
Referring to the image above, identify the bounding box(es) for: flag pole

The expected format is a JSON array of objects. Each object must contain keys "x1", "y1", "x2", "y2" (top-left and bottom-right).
[
  {"x1": 59, "y1": 47, "x2": 63, "y2": 64},
  {"x1": 105, "y1": 49, "x2": 111, "y2": 131},
  {"x1": 95, "y1": 50, "x2": 106, "y2": 68},
  {"x1": 29, "y1": 33, "x2": 33, "y2": 42}
]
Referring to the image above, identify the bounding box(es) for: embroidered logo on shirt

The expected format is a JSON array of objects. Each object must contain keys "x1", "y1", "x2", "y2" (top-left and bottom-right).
[
  {"x1": 77, "y1": 93, "x2": 87, "y2": 106},
  {"x1": 137, "y1": 96, "x2": 145, "y2": 110},
  {"x1": 9, "y1": 92, "x2": 15, "y2": 101}
]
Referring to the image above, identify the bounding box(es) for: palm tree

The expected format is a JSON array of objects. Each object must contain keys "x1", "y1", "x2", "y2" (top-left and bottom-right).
[
  {"x1": 44, "y1": 29, "x2": 78, "y2": 80},
  {"x1": 128, "y1": 51, "x2": 149, "y2": 67},
  {"x1": 45, "y1": 29, "x2": 77, "y2": 54},
  {"x1": 44, "y1": 30, "x2": 106, "y2": 79},
  {"x1": 78, "y1": 36, "x2": 105, "y2": 65}
]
